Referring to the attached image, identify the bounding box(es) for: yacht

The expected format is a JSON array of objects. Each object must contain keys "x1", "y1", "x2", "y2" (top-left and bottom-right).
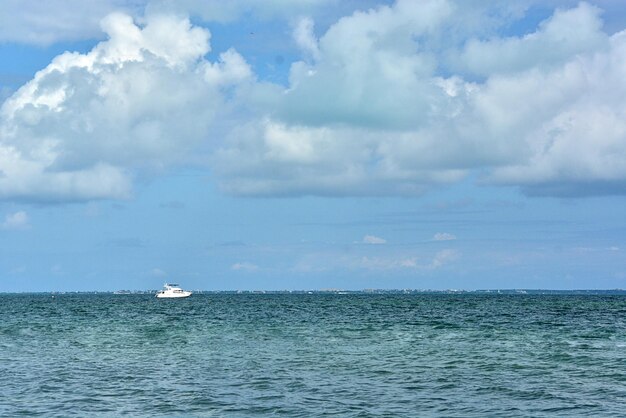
[{"x1": 156, "y1": 283, "x2": 192, "y2": 298}]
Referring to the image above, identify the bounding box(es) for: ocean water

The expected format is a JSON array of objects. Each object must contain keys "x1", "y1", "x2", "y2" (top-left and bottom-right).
[{"x1": 1, "y1": 293, "x2": 625, "y2": 417}]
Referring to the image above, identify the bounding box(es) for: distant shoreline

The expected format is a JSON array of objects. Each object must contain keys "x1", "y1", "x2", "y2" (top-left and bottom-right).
[{"x1": 2, "y1": 289, "x2": 626, "y2": 295}]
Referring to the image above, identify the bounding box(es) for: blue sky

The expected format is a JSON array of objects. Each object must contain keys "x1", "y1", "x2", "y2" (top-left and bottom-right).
[{"x1": 1, "y1": 0, "x2": 625, "y2": 291}]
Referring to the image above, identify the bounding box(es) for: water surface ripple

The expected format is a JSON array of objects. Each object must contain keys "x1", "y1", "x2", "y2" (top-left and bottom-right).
[{"x1": 1, "y1": 294, "x2": 625, "y2": 416}]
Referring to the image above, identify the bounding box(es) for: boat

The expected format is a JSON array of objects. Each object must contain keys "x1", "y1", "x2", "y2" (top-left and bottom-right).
[{"x1": 155, "y1": 283, "x2": 192, "y2": 298}]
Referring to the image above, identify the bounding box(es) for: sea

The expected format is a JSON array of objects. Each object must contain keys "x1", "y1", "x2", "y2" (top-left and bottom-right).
[{"x1": 1, "y1": 292, "x2": 625, "y2": 417}]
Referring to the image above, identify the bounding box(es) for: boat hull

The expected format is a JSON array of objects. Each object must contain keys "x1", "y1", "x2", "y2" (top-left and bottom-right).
[
  {"x1": 156, "y1": 292, "x2": 191, "y2": 298},
  {"x1": 156, "y1": 283, "x2": 192, "y2": 298}
]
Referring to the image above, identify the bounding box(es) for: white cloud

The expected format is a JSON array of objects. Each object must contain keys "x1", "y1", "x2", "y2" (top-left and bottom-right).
[
  {"x1": 2, "y1": 1, "x2": 626, "y2": 202},
  {"x1": 362, "y1": 235, "x2": 387, "y2": 245},
  {"x1": 433, "y1": 232, "x2": 456, "y2": 241},
  {"x1": 232, "y1": 262, "x2": 259, "y2": 271},
  {"x1": 216, "y1": 1, "x2": 626, "y2": 198},
  {"x1": 204, "y1": 48, "x2": 253, "y2": 86},
  {"x1": 457, "y1": 3, "x2": 608, "y2": 76},
  {"x1": 214, "y1": 120, "x2": 466, "y2": 196},
  {"x1": 278, "y1": 0, "x2": 453, "y2": 130},
  {"x1": 0, "y1": 12, "x2": 250, "y2": 202},
  {"x1": 1, "y1": 211, "x2": 30, "y2": 230},
  {"x1": 293, "y1": 17, "x2": 320, "y2": 61},
  {"x1": 483, "y1": 29, "x2": 626, "y2": 195}
]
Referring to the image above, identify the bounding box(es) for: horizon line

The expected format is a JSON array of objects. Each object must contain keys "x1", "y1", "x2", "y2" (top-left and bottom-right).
[{"x1": 1, "y1": 288, "x2": 625, "y2": 294}]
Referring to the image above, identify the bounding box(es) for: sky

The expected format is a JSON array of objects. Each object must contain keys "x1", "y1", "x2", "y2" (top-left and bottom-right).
[{"x1": 1, "y1": 0, "x2": 625, "y2": 292}]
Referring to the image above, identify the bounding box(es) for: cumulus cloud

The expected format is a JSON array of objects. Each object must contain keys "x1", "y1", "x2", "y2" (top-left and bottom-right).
[
  {"x1": 213, "y1": 120, "x2": 466, "y2": 196},
  {"x1": 279, "y1": 0, "x2": 453, "y2": 129},
  {"x1": 1, "y1": 211, "x2": 30, "y2": 230},
  {"x1": 293, "y1": 17, "x2": 320, "y2": 61},
  {"x1": 0, "y1": 12, "x2": 251, "y2": 202},
  {"x1": 215, "y1": 1, "x2": 626, "y2": 198},
  {"x1": 3, "y1": 1, "x2": 626, "y2": 202},
  {"x1": 457, "y1": 3, "x2": 608, "y2": 77},
  {"x1": 482, "y1": 29, "x2": 626, "y2": 195},
  {"x1": 362, "y1": 235, "x2": 387, "y2": 245},
  {"x1": 433, "y1": 232, "x2": 456, "y2": 241}
]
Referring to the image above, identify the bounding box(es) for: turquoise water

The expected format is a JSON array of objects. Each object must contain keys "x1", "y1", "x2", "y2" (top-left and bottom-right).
[{"x1": 1, "y1": 293, "x2": 626, "y2": 416}]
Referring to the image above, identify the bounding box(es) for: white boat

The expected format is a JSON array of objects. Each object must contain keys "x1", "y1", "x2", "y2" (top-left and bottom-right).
[{"x1": 156, "y1": 283, "x2": 192, "y2": 298}]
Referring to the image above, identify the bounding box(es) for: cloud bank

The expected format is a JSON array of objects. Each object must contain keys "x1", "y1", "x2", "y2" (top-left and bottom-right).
[
  {"x1": 2, "y1": 0, "x2": 626, "y2": 202},
  {"x1": 212, "y1": 1, "x2": 626, "y2": 197}
]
